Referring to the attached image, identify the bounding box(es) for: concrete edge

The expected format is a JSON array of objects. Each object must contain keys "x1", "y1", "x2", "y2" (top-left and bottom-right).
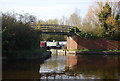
[{"x1": 66, "y1": 50, "x2": 120, "y2": 55}]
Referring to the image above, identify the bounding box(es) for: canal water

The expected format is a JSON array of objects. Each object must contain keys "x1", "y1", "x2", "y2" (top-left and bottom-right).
[{"x1": 2, "y1": 53, "x2": 120, "y2": 80}]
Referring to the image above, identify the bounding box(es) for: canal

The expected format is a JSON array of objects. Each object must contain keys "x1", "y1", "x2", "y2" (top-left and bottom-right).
[{"x1": 2, "y1": 53, "x2": 120, "y2": 80}]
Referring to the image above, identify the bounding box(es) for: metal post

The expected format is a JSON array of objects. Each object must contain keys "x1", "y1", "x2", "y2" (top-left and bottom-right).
[
  {"x1": 54, "y1": 25, "x2": 55, "y2": 32},
  {"x1": 61, "y1": 25, "x2": 62, "y2": 32},
  {"x1": 46, "y1": 25, "x2": 47, "y2": 32}
]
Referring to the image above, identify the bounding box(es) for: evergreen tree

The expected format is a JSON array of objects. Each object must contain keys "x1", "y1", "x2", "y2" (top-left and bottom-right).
[{"x1": 98, "y1": 3, "x2": 119, "y2": 40}]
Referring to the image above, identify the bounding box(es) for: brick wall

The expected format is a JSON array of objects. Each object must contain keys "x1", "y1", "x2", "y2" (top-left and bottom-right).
[
  {"x1": 67, "y1": 36, "x2": 120, "y2": 50},
  {"x1": 67, "y1": 36, "x2": 77, "y2": 49}
]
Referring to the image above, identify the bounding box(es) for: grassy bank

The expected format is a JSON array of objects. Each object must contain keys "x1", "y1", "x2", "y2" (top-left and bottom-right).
[
  {"x1": 3, "y1": 48, "x2": 51, "y2": 60},
  {"x1": 65, "y1": 49, "x2": 120, "y2": 55},
  {"x1": 67, "y1": 49, "x2": 120, "y2": 52}
]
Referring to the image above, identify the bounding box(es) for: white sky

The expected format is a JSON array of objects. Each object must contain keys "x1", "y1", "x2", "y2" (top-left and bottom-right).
[{"x1": 0, "y1": 0, "x2": 93, "y2": 20}]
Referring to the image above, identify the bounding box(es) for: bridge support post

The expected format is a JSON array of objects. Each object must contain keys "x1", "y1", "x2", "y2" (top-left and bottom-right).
[{"x1": 67, "y1": 35, "x2": 78, "y2": 50}]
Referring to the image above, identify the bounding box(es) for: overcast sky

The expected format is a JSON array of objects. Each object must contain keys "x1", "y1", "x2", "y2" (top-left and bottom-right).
[{"x1": 0, "y1": 0, "x2": 93, "y2": 20}]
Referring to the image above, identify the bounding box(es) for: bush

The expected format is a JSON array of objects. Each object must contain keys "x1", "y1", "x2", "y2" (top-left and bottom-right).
[{"x1": 2, "y1": 13, "x2": 41, "y2": 52}]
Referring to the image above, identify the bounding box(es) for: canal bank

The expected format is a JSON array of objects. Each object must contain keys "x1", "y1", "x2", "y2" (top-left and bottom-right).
[
  {"x1": 50, "y1": 49, "x2": 120, "y2": 55},
  {"x1": 68, "y1": 50, "x2": 120, "y2": 55},
  {"x1": 2, "y1": 48, "x2": 52, "y2": 61}
]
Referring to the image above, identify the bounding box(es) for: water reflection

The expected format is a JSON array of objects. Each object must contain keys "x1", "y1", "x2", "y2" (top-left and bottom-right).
[
  {"x1": 40, "y1": 54, "x2": 120, "y2": 79},
  {"x1": 39, "y1": 55, "x2": 66, "y2": 73},
  {"x1": 2, "y1": 54, "x2": 120, "y2": 80},
  {"x1": 2, "y1": 60, "x2": 42, "y2": 79},
  {"x1": 66, "y1": 55, "x2": 119, "y2": 79}
]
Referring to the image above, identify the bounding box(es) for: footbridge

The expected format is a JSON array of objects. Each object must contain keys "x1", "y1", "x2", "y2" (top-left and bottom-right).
[{"x1": 32, "y1": 24, "x2": 76, "y2": 35}]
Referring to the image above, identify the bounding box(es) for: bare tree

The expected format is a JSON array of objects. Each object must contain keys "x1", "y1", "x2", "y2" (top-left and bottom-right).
[{"x1": 67, "y1": 9, "x2": 81, "y2": 27}]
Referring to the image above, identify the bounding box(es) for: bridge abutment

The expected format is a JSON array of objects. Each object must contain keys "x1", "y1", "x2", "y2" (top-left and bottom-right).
[
  {"x1": 67, "y1": 36, "x2": 78, "y2": 50},
  {"x1": 67, "y1": 36, "x2": 120, "y2": 50}
]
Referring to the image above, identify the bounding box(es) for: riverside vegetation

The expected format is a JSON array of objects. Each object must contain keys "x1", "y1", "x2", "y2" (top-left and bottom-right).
[
  {"x1": 2, "y1": 13, "x2": 51, "y2": 60},
  {"x1": 2, "y1": 2, "x2": 120, "y2": 59}
]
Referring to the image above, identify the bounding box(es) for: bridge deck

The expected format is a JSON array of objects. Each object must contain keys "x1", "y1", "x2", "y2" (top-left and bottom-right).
[
  {"x1": 32, "y1": 24, "x2": 75, "y2": 35},
  {"x1": 41, "y1": 32, "x2": 74, "y2": 35}
]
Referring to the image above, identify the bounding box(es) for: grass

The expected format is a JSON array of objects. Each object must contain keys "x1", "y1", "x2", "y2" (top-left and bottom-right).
[{"x1": 67, "y1": 49, "x2": 120, "y2": 52}]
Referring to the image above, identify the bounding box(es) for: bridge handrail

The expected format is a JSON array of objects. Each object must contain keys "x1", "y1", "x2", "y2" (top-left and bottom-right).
[{"x1": 31, "y1": 24, "x2": 76, "y2": 35}]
